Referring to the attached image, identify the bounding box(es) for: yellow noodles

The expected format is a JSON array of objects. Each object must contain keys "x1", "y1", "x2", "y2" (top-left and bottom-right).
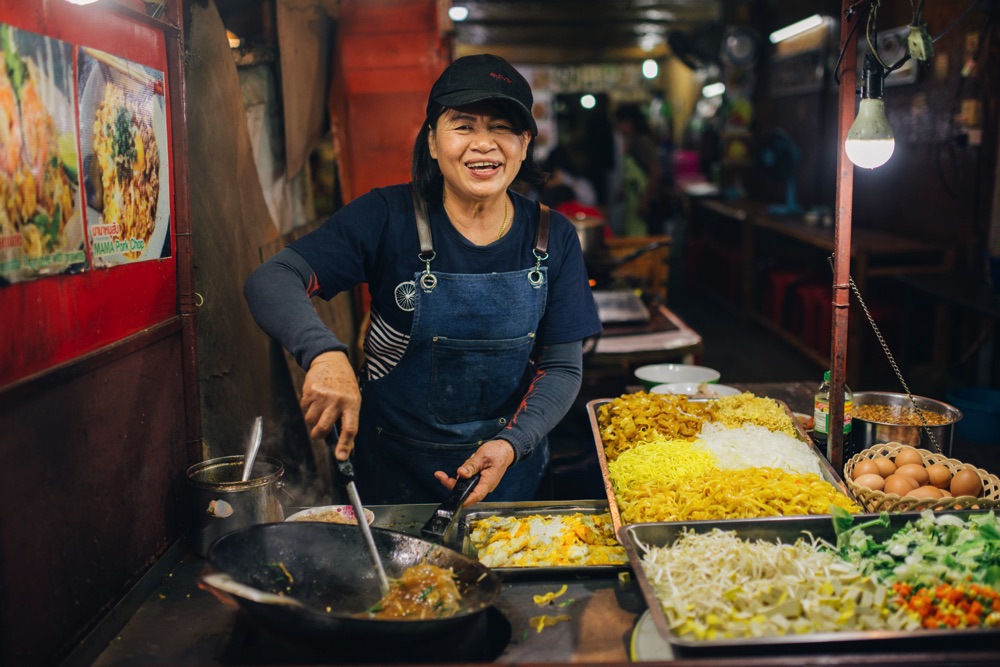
[
  {"x1": 705, "y1": 393, "x2": 798, "y2": 436},
  {"x1": 597, "y1": 392, "x2": 709, "y2": 461},
  {"x1": 607, "y1": 439, "x2": 717, "y2": 495},
  {"x1": 617, "y1": 467, "x2": 861, "y2": 524}
]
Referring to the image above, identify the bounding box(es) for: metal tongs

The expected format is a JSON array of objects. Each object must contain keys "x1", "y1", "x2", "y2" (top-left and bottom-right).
[
  {"x1": 420, "y1": 471, "x2": 481, "y2": 543},
  {"x1": 327, "y1": 432, "x2": 390, "y2": 595}
]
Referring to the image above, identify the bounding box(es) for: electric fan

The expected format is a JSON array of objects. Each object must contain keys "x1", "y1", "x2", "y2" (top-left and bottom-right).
[{"x1": 758, "y1": 128, "x2": 802, "y2": 216}]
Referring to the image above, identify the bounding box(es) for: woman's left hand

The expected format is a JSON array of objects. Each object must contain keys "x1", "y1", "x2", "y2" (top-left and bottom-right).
[{"x1": 434, "y1": 439, "x2": 516, "y2": 506}]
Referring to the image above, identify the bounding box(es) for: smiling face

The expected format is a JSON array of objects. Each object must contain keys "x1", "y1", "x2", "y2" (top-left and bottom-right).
[{"x1": 428, "y1": 103, "x2": 531, "y2": 205}]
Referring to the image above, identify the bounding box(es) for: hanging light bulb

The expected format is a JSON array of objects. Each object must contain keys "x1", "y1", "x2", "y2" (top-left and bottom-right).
[{"x1": 845, "y1": 55, "x2": 895, "y2": 169}]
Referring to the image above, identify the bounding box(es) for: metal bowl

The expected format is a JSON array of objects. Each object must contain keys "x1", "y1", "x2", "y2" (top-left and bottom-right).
[{"x1": 852, "y1": 392, "x2": 962, "y2": 456}]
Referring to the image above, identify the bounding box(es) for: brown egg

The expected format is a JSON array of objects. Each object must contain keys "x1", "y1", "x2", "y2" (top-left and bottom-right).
[
  {"x1": 884, "y1": 474, "x2": 919, "y2": 496},
  {"x1": 950, "y1": 468, "x2": 983, "y2": 498},
  {"x1": 895, "y1": 463, "x2": 930, "y2": 486},
  {"x1": 909, "y1": 485, "x2": 944, "y2": 499},
  {"x1": 851, "y1": 459, "x2": 881, "y2": 480},
  {"x1": 873, "y1": 456, "x2": 897, "y2": 477},
  {"x1": 926, "y1": 463, "x2": 953, "y2": 489},
  {"x1": 893, "y1": 447, "x2": 924, "y2": 468},
  {"x1": 854, "y1": 473, "x2": 886, "y2": 491}
]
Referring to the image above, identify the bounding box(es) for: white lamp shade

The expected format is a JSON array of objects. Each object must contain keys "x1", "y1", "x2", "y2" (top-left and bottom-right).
[{"x1": 845, "y1": 98, "x2": 895, "y2": 169}]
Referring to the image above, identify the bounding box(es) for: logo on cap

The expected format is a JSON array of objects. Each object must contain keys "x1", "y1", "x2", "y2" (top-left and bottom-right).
[{"x1": 490, "y1": 72, "x2": 513, "y2": 84}]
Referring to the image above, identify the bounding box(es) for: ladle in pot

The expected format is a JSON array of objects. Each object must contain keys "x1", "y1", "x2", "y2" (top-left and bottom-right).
[{"x1": 241, "y1": 416, "x2": 263, "y2": 482}]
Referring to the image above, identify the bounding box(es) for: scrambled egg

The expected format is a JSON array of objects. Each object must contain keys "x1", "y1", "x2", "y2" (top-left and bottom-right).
[{"x1": 469, "y1": 513, "x2": 628, "y2": 568}]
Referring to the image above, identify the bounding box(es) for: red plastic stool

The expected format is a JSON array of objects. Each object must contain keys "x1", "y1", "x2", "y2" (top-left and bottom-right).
[
  {"x1": 761, "y1": 268, "x2": 807, "y2": 326},
  {"x1": 792, "y1": 281, "x2": 832, "y2": 354}
]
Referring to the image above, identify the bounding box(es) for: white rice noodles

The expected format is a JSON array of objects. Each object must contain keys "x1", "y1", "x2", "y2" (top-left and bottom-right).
[{"x1": 697, "y1": 422, "x2": 823, "y2": 476}]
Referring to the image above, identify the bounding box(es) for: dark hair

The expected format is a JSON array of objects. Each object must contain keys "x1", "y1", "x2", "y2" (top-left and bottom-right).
[
  {"x1": 411, "y1": 100, "x2": 546, "y2": 203},
  {"x1": 543, "y1": 145, "x2": 572, "y2": 173},
  {"x1": 615, "y1": 103, "x2": 652, "y2": 135}
]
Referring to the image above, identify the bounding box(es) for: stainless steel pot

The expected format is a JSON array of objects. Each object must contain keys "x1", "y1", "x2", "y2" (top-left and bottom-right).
[
  {"x1": 573, "y1": 217, "x2": 606, "y2": 256},
  {"x1": 186, "y1": 455, "x2": 285, "y2": 557},
  {"x1": 852, "y1": 392, "x2": 963, "y2": 456}
]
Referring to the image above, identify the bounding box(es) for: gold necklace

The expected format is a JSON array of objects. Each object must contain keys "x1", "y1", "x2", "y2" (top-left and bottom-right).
[{"x1": 496, "y1": 197, "x2": 509, "y2": 241}]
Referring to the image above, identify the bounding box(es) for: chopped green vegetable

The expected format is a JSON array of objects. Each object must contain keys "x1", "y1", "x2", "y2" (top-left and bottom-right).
[
  {"x1": 830, "y1": 505, "x2": 890, "y2": 555},
  {"x1": 839, "y1": 510, "x2": 1000, "y2": 590}
]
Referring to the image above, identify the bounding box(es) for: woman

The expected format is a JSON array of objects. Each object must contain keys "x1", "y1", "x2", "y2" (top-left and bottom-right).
[
  {"x1": 244, "y1": 54, "x2": 601, "y2": 505},
  {"x1": 614, "y1": 103, "x2": 662, "y2": 236}
]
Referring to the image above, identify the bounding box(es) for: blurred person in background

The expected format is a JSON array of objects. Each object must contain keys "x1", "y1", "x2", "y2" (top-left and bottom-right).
[
  {"x1": 537, "y1": 145, "x2": 598, "y2": 209},
  {"x1": 613, "y1": 103, "x2": 663, "y2": 236}
]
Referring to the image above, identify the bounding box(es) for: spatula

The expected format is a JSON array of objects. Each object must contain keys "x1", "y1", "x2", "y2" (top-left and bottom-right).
[{"x1": 328, "y1": 431, "x2": 390, "y2": 595}]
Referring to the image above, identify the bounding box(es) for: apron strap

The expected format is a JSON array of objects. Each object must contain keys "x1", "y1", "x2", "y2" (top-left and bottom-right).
[
  {"x1": 535, "y1": 203, "x2": 550, "y2": 255},
  {"x1": 410, "y1": 185, "x2": 434, "y2": 256}
]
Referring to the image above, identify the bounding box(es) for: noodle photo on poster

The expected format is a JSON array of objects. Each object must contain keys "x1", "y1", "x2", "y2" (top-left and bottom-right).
[
  {"x1": 78, "y1": 47, "x2": 169, "y2": 267},
  {"x1": 0, "y1": 24, "x2": 84, "y2": 284}
]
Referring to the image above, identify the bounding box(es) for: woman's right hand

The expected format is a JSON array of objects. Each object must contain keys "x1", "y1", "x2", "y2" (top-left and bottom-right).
[{"x1": 301, "y1": 350, "x2": 361, "y2": 461}]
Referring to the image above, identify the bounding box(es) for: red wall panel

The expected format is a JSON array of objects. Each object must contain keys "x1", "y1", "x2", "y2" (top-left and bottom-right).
[{"x1": 0, "y1": 2, "x2": 176, "y2": 387}]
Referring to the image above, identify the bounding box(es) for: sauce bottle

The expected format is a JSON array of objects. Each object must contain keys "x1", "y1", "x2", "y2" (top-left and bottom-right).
[{"x1": 813, "y1": 370, "x2": 854, "y2": 460}]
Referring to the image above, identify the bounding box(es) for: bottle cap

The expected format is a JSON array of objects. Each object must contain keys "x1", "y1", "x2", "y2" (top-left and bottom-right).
[{"x1": 823, "y1": 370, "x2": 831, "y2": 382}]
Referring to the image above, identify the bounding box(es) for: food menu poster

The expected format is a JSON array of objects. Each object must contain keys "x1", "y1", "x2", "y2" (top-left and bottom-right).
[
  {"x1": 79, "y1": 47, "x2": 170, "y2": 268},
  {"x1": 0, "y1": 25, "x2": 84, "y2": 283},
  {"x1": 0, "y1": 24, "x2": 171, "y2": 284}
]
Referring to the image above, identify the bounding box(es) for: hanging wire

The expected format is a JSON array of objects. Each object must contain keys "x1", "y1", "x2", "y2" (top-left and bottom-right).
[
  {"x1": 932, "y1": 0, "x2": 983, "y2": 44},
  {"x1": 829, "y1": 256, "x2": 943, "y2": 453},
  {"x1": 865, "y1": 0, "x2": 886, "y2": 70},
  {"x1": 833, "y1": 0, "x2": 983, "y2": 84},
  {"x1": 833, "y1": 1, "x2": 872, "y2": 85}
]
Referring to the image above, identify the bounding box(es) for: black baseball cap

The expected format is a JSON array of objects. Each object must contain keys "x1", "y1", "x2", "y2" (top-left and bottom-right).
[{"x1": 427, "y1": 54, "x2": 537, "y2": 135}]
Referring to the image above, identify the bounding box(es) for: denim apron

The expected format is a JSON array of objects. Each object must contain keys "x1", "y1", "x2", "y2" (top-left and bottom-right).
[{"x1": 354, "y1": 191, "x2": 551, "y2": 504}]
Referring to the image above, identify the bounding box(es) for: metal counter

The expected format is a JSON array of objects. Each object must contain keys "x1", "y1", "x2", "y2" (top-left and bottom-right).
[
  {"x1": 88, "y1": 503, "x2": 647, "y2": 666},
  {"x1": 85, "y1": 502, "x2": 999, "y2": 666}
]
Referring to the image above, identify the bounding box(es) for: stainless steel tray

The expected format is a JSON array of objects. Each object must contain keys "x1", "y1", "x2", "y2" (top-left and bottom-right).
[
  {"x1": 620, "y1": 512, "x2": 1000, "y2": 656},
  {"x1": 587, "y1": 396, "x2": 853, "y2": 534},
  {"x1": 449, "y1": 499, "x2": 630, "y2": 579}
]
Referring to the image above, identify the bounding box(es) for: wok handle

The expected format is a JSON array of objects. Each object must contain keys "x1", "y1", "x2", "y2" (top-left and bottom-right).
[
  {"x1": 420, "y1": 472, "x2": 480, "y2": 542},
  {"x1": 199, "y1": 572, "x2": 306, "y2": 609}
]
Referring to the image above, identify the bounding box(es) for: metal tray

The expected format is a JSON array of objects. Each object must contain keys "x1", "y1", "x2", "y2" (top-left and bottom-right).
[
  {"x1": 449, "y1": 500, "x2": 630, "y2": 579},
  {"x1": 587, "y1": 397, "x2": 853, "y2": 534},
  {"x1": 620, "y1": 511, "x2": 1000, "y2": 656}
]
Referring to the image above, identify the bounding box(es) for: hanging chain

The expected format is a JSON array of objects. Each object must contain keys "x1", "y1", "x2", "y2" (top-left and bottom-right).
[{"x1": 842, "y1": 263, "x2": 942, "y2": 453}]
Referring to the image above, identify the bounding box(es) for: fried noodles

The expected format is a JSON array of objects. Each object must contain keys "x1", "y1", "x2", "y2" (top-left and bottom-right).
[
  {"x1": 362, "y1": 563, "x2": 463, "y2": 620},
  {"x1": 93, "y1": 83, "x2": 159, "y2": 259},
  {"x1": 0, "y1": 41, "x2": 75, "y2": 258}
]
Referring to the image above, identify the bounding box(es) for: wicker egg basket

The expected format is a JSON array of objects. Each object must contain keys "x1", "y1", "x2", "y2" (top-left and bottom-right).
[{"x1": 844, "y1": 442, "x2": 1000, "y2": 513}]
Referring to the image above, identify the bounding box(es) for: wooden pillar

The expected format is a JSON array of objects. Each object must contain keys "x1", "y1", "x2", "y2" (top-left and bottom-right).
[
  {"x1": 330, "y1": 0, "x2": 450, "y2": 203},
  {"x1": 329, "y1": 0, "x2": 450, "y2": 317},
  {"x1": 830, "y1": 0, "x2": 859, "y2": 469}
]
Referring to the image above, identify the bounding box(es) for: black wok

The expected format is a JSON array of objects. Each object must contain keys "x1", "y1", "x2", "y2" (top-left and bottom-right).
[{"x1": 201, "y1": 521, "x2": 501, "y2": 649}]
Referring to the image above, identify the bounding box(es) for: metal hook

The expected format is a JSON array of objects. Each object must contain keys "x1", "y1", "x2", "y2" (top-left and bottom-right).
[
  {"x1": 528, "y1": 249, "x2": 548, "y2": 287},
  {"x1": 418, "y1": 251, "x2": 437, "y2": 291}
]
